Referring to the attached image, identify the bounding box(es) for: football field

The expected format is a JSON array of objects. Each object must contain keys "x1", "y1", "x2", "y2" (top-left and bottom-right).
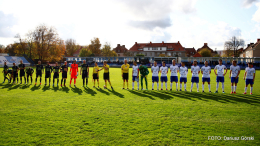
[{"x1": 0, "y1": 67, "x2": 259, "y2": 145}]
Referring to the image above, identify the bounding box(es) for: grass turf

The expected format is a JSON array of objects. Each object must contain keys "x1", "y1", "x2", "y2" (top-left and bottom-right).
[{"x1": 0, "y1": 67, "x2": 259, "y2": 145}]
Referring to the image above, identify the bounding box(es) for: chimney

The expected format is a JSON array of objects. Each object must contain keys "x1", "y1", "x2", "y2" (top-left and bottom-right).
[
  {"x1": 162, "y1": 41, "x2": 164, "y2": 44},
  {"x1": 204, "y1": 43, "x2": 207, "y2": 46},
  {"x1": 178, "y1": 41, "x2": 180, "y2": 44},
  {"x1": 117, "y1": 44, "x2": 120, "y2": 47},
  {"x1": 247, "y1": 44, "x2": 250, "y2": 47},
  {"x1": 135, "y1": 42, "x2": 137, "y2": 45},
  {"x1": 258, "y1": 38, "x2": 260, "y2": 42},
  {"x1": 150, "y1": 41, "x2": 152, "y2": 44},
  {"x1": 122, "y1": 45, "x2": 125, "y2": 48}
]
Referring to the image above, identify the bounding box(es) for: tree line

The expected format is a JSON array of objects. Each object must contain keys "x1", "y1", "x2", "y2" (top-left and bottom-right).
[{"x1": 0, "y1": 24, "x2": 117, "y2": 62}]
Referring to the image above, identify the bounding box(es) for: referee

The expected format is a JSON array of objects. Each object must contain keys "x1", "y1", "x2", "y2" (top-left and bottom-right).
[
  {"x1": 121, "y1": 59, "x2": 130, "y2": 90},
  {"x1": 99, "y1": 61, "x2": 113, "y2": 89},
  {"x1": 80, "y1": 60, "x2": 89, "y2": 87}
]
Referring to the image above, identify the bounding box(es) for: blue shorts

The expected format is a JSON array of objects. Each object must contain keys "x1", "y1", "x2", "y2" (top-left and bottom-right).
[
  {"x1": 170, "y1": 76, "x2": 178, "y2": 82},
  {"x1": 180, "y1": 77, "x2": 187, "y2": 83},
  {"x1": 132, "y1": 76, "x2": 139, "y2": 82},
  {"x1": 231, "y1": 77, "x2": 239, "y2": 83},
  {"x1": 191, "y1": 77, "x2": 199, "y2": 83},
  {"x1": 160, "y1": 76, "x2": 168, "y2": 82},
  {"x1": 216, "y1": 76, "x2": 224, "y2": 82},
  {"x1": 202, "y1": 77, "x2": 210, "y2": 83},
  {"x1": 246, "y1": 79, "x2": 254, "y2": 85},
  {"x1": 152, "y1": 76, "x2": 159, "y2": 82}
]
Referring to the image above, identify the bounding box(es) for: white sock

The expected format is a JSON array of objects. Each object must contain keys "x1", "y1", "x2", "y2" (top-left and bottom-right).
[
  {"x1": 152, "y1": 83, "x2": 154, "y2": 89},
  {"x1": 161, "y1": 83, "x2": 163, "y2": 89},
  {"x1": 216, "y1": 82, "x2": 219, "y2": 90},
  {"x1": 176, "y1": 83, "x2": 178, "y2": 90},
  {"x1": 245, "y1": 87, "x2": 247, "y2": 93},
  {"x1": 234, "y1": 86, "x2": 237, "y2": 92},
  {"x1": 184, "y1": 84, "x2": 186, "y2": 90},
  {"x1": 202, "y1": 84, "x2": 204, "y2": 91},
  {"x1": 132, "y1": 82, "x2": 134, "y2": 88},
  {"x1": 250, "y1": 87, "x2": 253, "y2": 93},
  {"x1": 157, "y1": 83, "x2": 159, "y2": 89},
  {"x1": 191, "y1": 83, "x2": 194, "y2": 90},
  {"x1": 231, "y1": 86, "x2": 233, "y2": 92},
  {"x1": 170, "y1": 83, "x2": 172, "y2": 89},
  {"x1": 165, "y1": 83, "x2": 167, "y2": 89},
  {"x1": 137, "y1": 82, "x2": 139, "y2": 88},
  {"x1": 196, "y1": 83, "x2": 199, "y2": 90},
  {"x1": 222, "y1": 83, "x2": 224, "y2": 91},
  {"x1": 180, "y1": 84, "x2": 182, "y2": 90},
  {"x1": 208, "y1": 84, "x2": 211, "y2": 91}
]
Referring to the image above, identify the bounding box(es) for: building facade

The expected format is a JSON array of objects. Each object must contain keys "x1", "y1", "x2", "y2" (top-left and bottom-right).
[
  {"x1": 240, "y1": 39, "x2": 260, "y2": 58},
  {"x1": 113, "y1": 44, "x2": 128, "y2": 57},
  {"x1": 129, "y1": 41, "x2": 186, "y2": 57}
]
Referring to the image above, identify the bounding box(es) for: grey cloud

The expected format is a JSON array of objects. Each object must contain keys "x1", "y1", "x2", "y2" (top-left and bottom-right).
[
  {"x1": 242, "y1": 0, "x2": 258, "y2": 7},
  {"x1": 128, "y1": 17, "x2": 172, "y2": 30},
  {"x1": 0, "y1": 11, "x2": 18, "y2": 37}
]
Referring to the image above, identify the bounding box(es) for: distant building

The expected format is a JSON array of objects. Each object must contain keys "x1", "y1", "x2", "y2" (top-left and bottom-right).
[
  {"x1": 240, "y1": 39, "x2": 260, "y2": 57},
  {"x1": 184, "y1": 47, "x2": 196, "y2": 57},
  {"x1": 216, "y1": 50, "x2": 225, "y2": 57},
  {"x1": 197, "y1": 43, "x2": 217, "y2": 56},
  {"x1": 113, "y1": 44, "x2": 128, "y2": 57},
  {"x1": 193, "y1": 52, "x2": 202, "y2": 57},
  {"x1": 73, "y1": 46, "x2": 83, "y2": 57},
  {"x1": 129, "y1": 41, "x2": 186, "y2": 57}
]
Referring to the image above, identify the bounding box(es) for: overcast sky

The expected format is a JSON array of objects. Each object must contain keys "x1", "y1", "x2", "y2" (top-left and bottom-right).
[{"x1": 0, "y1": 0, "x2": 260, "y2": 50}]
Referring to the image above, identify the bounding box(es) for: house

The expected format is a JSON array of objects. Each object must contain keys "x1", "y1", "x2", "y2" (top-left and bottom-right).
[
  {"x1": 184, "y1": 47, "x2": 196, "y2": 57},
  {"x1": 193, "y1": 52, "x2": 202, "y2": 57},
  {"x1": 128, "y1": 41, "x2": 186, "y2": 57},
  {"x1": 216, "y1": 50, "x2": 225, "y2": 57},
  {"x1": 240, "y1": 39, "x2": 260, "y2": 57},
  {"x1": 197, "y1": 43, "x2": 216, "y2": 56},
  {"x1": 113, "y1": 44, "x2": 128, "y2": 57}
]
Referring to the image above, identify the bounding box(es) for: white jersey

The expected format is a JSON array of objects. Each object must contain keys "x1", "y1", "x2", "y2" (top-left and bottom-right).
[
  {"x1": 230, "y1": 65, "x2": 240, "y2": 77},
  {"x1": 214, "y1": 65, "x2": 227, "y2": 77},
  {"x1": 132, "y1": 65, "x2": 139, "y2": 76},
  {"x1": 151, "y1": 65, "x2": 159, "y2": 76},
  {"x1": 201, "y1": 66, "x2": 211, "y2": 78},
  {"x1": 170, "y1": 65, "x2": 179, "y2": 76},
  {"x1": 191, "y1": 65, "x2": 200, "y2": 77},
  {"x1": 160, "y1": 66, "x2": 168, "y2": 77},
  {"x1": 179, "y1": 66, "x2": 188, "y2": 78},
  {"x1": 245, "y1": 67, "x2": 255, "y2": 79}
]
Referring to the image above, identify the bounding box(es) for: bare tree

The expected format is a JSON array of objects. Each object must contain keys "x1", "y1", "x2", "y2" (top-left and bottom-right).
[{"x1": 224, "y1": 36, "x2": 244, "y2": 57}]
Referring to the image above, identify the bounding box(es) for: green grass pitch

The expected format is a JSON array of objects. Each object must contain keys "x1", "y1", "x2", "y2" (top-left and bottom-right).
[{"x1": 0, "y1": 67, "x2": 259, "y2": 145}]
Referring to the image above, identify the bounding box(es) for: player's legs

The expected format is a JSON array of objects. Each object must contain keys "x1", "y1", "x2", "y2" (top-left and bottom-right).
[
  {"x1": 105, "y1": 79, "x2": 107, "y2": 88},
  {"x1": 74, "y1": 78, "x2": 76, "y2": 85},
  {"x1": 83, "y1": 77, "x2": 85, "y2": 86},
  {"x1": 97, "y1": 79, "x2": 99, "y2": 87},
  {"x1": 202, "y1": 82, "x2": 205, "y2": 91},
  {"x1": 250, "y1": 84, "x2": 253, "y2": 94},
  {"x1": 208, "y1": 81, "x2": 211, "y2": 92},
  {"x1": 144, "y1": 76, "x2": 148, "y2": 89}
]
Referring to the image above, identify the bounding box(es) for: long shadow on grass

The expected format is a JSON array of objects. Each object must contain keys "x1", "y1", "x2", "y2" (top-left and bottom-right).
[
  {"x1": 52, "y1": 86, "x2": 59, "y2": 92},
  {"x1": 107, "y1": 89, "x2": 124, "y2": 98},
  {"x1": 61, "y1": 86, "x2": 70, "y2": 93},
  {"x1": 0, "y1": 83, "x2": 13, "y2": 89},
  {"x1": 30, "y1": 85, "x2": 41, "y2": 91},
  {"x1": 20, "y1": 84, "x2": 31, "y2": 89},
  {"x1": 42, "y1": 85, "x2": 50, "y2": 92},
  {"x1": 140, "y1": 90, "x2": 173, "y2": 100},
  {"x1": 128, "y1": 90, "x2": 155, "y2": 100},
  {"x1": 83, "y1": 87, "x2": 97, "y2": 96},
  {"x1": 95, "y1": 87, "x2": 110, "y2": 95},
  {"x1": 8, "y1": 84, "x2": 20, "y2": 91},
  {"x1": 175, "y1": 91, "x2": 260, "y2": 105},
  {"x1": 71, "y1": 86, "x2": 83, "y2": 95}
]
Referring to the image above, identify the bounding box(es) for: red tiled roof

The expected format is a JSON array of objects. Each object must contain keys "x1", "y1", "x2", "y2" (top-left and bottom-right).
[
  {"x1": 193, "y1": 52, "x2": 202, "y2": 57},
  {"x1": 184, "y1": 47, "x2": 196, "y2": 57},
  {"x1": 129, "y1": 41, "x2": 185, "y2": 52},
  {"x1": 74, "y1": 47, "x2": 83, "y2": 55}
]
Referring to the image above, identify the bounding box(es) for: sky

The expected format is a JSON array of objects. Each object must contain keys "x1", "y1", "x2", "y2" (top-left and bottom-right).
[{"x1": 0, "y1": 0, "x2": 260, "y2": 50}]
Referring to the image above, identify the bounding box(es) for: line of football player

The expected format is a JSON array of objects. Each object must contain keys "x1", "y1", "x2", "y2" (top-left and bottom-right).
[{"x1": 2, "y1": 59, "x2": 256, "y2": 94}]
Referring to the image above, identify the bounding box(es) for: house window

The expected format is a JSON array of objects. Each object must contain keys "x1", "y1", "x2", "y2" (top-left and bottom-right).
[
  {"x1": 138, "y1": 48, "x2": 143, "y2": 51},
  {"x1": 148, "y1": 48, "x2": 150, "y2": 50},
  {"x1": 167, "y1": 53, "x2": 171, "y2": 56},
  {"x1": 152, "y1": 47, "x2": 156, "y2": 50},
  {"x1": 160, "y1": 47, "x2": 162, "y2": 50},
  {"x1": 167, "y1": 48, "x2": 173, "y2": 50},
  {"x1": 118, "y1": 54, "x2": 120, "y2": 56},
  {"x1": 145, "y1": 53, "x2": 147, "y2": 56}
]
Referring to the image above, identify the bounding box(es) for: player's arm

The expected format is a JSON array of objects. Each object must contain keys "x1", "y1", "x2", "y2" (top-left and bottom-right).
[
  {"x1": 121, "y1": 65, "x2": 123, "y2": 77},
  {"x1": 80, "y1": 66, "x2": 82, "y2": 75},
  {"x1": 236, "y1": 67, "x2": 241, "y2": 78},
  {"x1": 198, "y1": 67, "x2": 200, "y2": 74},
  {"x1": 229, "y1": 68, "x2": 232, "y2": 78},
  {"x1": 243, "y1": 70, "x2": 247, "y2": 80},
  {"x1": 69, "y1": 67, "x2": 72, "y2": 75},
  {"x1": 214, "y1": 67, "x2": 217, "y2": 75},
  {"x1": 201, "y1": 68, "x2": 203, "y2": 74},
  {"x1": 253, "y1": 73, "x2": 255, "y2": 81},
  {"x1": 177, "y1": 67, "x2": 179, "y2": 73},
  {"x1": 224, "y1": 67, "x2": 227, "y2": 76}
]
